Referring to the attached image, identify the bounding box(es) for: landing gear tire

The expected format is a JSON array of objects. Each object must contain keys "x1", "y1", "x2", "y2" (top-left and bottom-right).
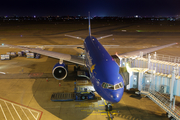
[
  {"x1": 169, "y1": 117, "x2": 175, "y2": 120},
  {"x1": 74, "y1": 66, "x2": 80, "y2": 72},
  {"x1": 81, "y1": 95, "x2": 87, "y2": 100},
  {"x1": 74, "y1": 66, "x2": 77, "y2": 72},
  {"x1": 105, "y1": 104, "x2": 112, "y2": 111}
]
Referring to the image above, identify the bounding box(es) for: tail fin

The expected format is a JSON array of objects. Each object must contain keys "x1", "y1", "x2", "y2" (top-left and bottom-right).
[{"x1": 88, "y1": 12, "x2": 91, "y2": 36}]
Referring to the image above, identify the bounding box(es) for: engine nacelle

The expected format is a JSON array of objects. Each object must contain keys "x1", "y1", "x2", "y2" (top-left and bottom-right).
[{"x1": 52, "y1": 62, "x2": 68, "y2": 80}]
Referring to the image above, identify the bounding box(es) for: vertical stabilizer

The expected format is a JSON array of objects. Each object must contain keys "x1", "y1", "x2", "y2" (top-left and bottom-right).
[{"x1": 88, "y1": 12, "x2": 91, "y2": 36}]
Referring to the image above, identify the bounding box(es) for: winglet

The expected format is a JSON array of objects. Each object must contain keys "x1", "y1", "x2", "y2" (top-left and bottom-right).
[{"x1": 88, "y1": 12, "x2": 91, "y2": 36}]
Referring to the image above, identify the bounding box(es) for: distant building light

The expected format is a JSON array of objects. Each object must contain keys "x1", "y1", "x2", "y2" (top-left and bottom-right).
[{"x1": 135, "y1": 15, "x2": 138, "y2": 18}]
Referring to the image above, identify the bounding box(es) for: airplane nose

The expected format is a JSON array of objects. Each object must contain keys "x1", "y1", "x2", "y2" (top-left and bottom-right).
[
  {"x1": 110, "y1": 89, "x2": 124, "y2": 103},
  {"x1": 111, "y1": 94, "x2": 119, "y2": 99},
  {"x1": 111, "y1": 94, "x2": 121, "y2": 103}
]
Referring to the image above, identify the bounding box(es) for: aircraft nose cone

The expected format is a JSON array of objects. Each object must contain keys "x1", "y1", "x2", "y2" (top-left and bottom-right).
[
  {"x1": 110, "y1": 89, "x2": 124, "y2": 103},
  {"x1": 111, "y1": 94, "x2": 121, "y2": 103}
]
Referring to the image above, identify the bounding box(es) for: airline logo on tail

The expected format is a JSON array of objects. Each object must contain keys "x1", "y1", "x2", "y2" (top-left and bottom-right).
[{"x1": 90, "y1": 64, "x2": 96, "y2": 73}]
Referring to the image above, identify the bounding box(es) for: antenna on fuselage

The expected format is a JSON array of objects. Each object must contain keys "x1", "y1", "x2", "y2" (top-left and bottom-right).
[{"x1": 88, "y1": 12, "x2": 91, "y2": 36}]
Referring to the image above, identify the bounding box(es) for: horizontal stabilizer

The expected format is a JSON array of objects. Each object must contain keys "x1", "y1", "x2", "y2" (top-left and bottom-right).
[
  {"x1": 97, "y1": 34, "x2": 113, "y2": 40},
  {"x1": 65, "y1": 34, "x2": 84, "y2": 40}
]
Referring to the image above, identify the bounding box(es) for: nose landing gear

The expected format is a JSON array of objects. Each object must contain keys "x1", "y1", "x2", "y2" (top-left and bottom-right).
[{"x1": 105, "y1": 102, "x2": 112, "y2": 111}]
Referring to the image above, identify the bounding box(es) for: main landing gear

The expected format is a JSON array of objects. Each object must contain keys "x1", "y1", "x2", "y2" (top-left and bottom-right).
[
  {"x1": 105, "y1": 102, "x2": 112, "y2": 111},
  {"x1": 74, "y1": 65, "x2": 80, "y2": 72}
]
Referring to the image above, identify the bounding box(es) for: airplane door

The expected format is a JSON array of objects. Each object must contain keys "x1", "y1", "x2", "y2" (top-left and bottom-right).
[{"x1": 133, "y1": 73, "x2": 138, "y2": 88}]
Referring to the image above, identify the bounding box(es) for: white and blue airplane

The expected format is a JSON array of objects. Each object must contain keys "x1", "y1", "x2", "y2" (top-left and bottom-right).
[{"x1": 6, "y1": 13, "x2": 177, "y2": 110}]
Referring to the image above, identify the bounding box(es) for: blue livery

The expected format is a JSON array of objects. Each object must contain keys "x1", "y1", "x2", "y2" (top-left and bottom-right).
[{"x1": 84, "y1": 35, "x2": 124, "y2": 103}]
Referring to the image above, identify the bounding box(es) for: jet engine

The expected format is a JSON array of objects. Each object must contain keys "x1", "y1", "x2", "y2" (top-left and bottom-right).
[{"x1": 52, "y1": 62, "x2": 68, "y2": 80}]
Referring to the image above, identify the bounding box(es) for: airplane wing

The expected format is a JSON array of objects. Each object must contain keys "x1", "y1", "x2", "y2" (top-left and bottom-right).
[
  {"x1": 6, "y1": 43, "x2": 177, "y2": 65},
  {"x1": 65, "y1": 34, "x2": 113, "y2": 41},
  {"x1": 0, "y1": 44, "x2": 119, "y2": 48},
  {"x1": 116, "y1": 43, "x2": 177, "y2": 58},
  {"x1": 6, "y1": 44, "x2": 86, "y2": 66}
]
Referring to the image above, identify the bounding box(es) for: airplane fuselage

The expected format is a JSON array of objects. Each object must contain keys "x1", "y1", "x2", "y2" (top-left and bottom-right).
[{"x1": 84, "y1": 36, "x2": 124, "y2": 103}]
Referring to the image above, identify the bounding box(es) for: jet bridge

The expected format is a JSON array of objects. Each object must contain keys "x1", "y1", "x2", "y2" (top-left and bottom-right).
[{"x1": 116, "y1": 53, "x2": 180, "y2": 120}]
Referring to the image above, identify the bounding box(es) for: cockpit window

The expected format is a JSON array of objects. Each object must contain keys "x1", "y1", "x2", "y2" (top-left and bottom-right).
[
  {"x1": 115, "y1": 84, "x2": 120, "y2": 89},
  {"x1": 108, "y1": 84, "x2": 114, "y2": 90},
  {"x1": 102, "y1": 82, "x2": 114, "y2": 89},
  {"x1": 119, "y1": 82, "x2": 123, "y2": 88},
  {"x1": 102, "y1": 82, "x2": 123, "y2": 90},
  {"x1": 102, "y1": 82, "x2": 108, "y2": 88}
]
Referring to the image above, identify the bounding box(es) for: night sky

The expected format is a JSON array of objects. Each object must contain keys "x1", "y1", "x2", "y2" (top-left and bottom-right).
[{"x1": 0, "y1": 0, "x2": 180, "y2": 17}]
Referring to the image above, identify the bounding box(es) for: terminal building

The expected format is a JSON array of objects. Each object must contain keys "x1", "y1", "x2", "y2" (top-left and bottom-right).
[{"x1": 116, "y1": 52, "x2": 180, "y2": 120}]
